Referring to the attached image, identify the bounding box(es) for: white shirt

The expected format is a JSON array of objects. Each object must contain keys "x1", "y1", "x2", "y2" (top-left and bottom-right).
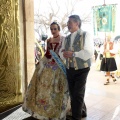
[
  {"x1": 70, "y1": 31, "x2": 77, "y2": 49},
  {"x1": 59, "y1": 30, "x2": 94, "y2": 61}
]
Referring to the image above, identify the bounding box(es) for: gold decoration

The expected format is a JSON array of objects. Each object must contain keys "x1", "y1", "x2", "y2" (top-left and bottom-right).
[{"x1": 0, "y1": 0, "x2": 22, "y2": 112}]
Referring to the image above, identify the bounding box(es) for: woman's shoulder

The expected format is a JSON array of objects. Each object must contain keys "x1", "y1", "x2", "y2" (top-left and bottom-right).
[
  {"x1": 46, "y1": 37, "x2": 51, "y2": 43},
  {"x1": 60, "y1": 35, "x2": 65, "y2": 41}
]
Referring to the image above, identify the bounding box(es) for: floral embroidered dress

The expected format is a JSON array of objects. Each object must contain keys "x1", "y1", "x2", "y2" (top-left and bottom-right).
[{"x1": 22, "y1": 36, "x2": 68, "y2": 120}]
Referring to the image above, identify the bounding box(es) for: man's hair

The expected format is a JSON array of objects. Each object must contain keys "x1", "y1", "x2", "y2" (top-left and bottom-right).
[
  {"x1": 50, "y1": 22, "x2": 60, "y2": 31},
  {"x1": 69, "y1": 15, "x2": 81, "y2": 28}
]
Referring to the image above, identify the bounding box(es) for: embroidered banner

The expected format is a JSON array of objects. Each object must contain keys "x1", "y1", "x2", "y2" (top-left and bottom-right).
[
  {"x1": 50, "y1": 50, "x2": 66, "y2": 76},
  {"x1": 93, "y1": 5, "x2": 116, "y2": 34}
]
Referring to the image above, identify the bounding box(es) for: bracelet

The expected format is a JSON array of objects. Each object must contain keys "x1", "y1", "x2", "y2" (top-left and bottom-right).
[{"x1": 72, "y1": 52, "x2": 75, "y2": 57}]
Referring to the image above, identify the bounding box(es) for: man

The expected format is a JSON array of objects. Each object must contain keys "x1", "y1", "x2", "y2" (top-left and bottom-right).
[{"x1": 59, "y1": 15, "x2": 94, "y2": 120}]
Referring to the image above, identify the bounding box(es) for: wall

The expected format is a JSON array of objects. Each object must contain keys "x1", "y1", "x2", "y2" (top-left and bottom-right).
[{"x1": 0, "y1": 0, "x2": 35, "y2": 112}]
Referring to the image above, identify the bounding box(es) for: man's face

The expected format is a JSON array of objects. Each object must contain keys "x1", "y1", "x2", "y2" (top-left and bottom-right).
[{"x1": 67, "y1": 18, "x2": 79, "y2": 33}]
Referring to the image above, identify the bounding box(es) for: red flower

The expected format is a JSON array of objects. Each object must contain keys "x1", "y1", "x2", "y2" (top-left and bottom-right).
[{"x1": 39, "y1": 99, "x2": 46, "y2": 105}]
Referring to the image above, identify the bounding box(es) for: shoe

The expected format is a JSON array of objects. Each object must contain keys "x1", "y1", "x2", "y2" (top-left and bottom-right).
[
  {"x1": 82, "y1": 113, "x2": 87, "y2": 118},
  {"x1": 66, "y1": 113, "x2": 87, "y2": 120},
  {"x1": 113, "y1": 79, "x2": 117, "y2": 83},
  {"x1": 82, "y1": 109, "x2": 87, "y2": 118},
  {"x1": 104, "y1": 79, "x2": 109, "y2": 85},
  {"x1": 66, "y1": 115, "x2": 72, "y2": 120},
  {"x1": 104, "y1": 82, "x2": 109, "y2": 85}
]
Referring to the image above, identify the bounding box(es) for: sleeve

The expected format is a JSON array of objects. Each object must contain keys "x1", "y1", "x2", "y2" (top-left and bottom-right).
[
  {"x1": 75, "y1": 32, "x2": 94, "y2": 61},
  {"x1": 59, "y1": 37, "x2": 66, "y2": 61},
  {"x1": 44, "y1": 38, "x2": 50, "y2": 52}
]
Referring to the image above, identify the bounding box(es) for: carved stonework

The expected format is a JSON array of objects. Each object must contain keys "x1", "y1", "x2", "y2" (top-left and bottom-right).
[{"x1": 0, "y1": 0, "x2": 22, "y2": 112}]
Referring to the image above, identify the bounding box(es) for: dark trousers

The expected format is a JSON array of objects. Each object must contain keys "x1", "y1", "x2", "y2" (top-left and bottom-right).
[{"x1": 66, "y1": 67, "x2": 90, "y2": 120}]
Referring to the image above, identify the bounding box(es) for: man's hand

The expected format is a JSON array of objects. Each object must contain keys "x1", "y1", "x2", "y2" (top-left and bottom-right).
[{"x1": 63, "y1": 51, "x2": 74, "y2": 58}]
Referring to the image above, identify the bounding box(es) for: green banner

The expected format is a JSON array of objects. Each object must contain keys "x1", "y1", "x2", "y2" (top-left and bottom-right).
[{"x1": 93, "y1": 5, "x2": 116, "y2": 34}]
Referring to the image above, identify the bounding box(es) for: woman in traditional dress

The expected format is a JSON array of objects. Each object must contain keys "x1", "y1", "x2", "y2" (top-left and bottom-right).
[
  {"x1": 22, "y1": 22, "x2": 68, "y2": 120},
  {"x1": 100, "y1": 35, "x2": 117, "y2": 85}
]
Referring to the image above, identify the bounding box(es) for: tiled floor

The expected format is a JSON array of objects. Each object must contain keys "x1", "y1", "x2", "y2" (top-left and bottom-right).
[
  {"x1": 82, "y1": 63, "x2": 120, "y2": 120},
  {"x1": 2, "y1": 63, "x2": 120, "y2": 120}
]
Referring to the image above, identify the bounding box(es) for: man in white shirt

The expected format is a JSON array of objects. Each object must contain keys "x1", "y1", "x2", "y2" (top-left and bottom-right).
[{"x1": 59, "y1": 15, "x2": 94, "y2": 120}]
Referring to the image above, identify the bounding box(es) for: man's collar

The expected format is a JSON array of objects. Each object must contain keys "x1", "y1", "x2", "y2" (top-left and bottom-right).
[
  {"x1": 71, "y1": 30, "x2": 77, "y2": 35},
  {"x1": 66, "y1": 29, "x2": 82, "y2": 39},
  {"x1": 76, "y1": 29, "x2": 83, "y2": 35}
]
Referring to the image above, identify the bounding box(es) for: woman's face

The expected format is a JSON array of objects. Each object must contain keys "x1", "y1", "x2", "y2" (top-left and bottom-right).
[{"x1": 50, "y1": 24, "x2": 59, "y2": 37}]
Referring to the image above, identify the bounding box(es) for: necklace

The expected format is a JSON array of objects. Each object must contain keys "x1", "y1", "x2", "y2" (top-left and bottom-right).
[
  {"x1": 53, "y1": 35, "x2": 59, "y2": 38},
  {"x1": 52, "y1": 43, "x2": 56, "y2": 51}
]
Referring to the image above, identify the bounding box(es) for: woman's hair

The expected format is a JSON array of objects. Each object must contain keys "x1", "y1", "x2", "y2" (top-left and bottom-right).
[
  {"x1": 69, "y1": 15, "x2": 82, "y2": 28},
  {"x1": 50, "y1": 22, "x2": 60, "y2": 31}
]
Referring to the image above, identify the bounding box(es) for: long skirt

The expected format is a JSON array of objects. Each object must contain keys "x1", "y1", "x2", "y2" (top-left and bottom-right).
[
  {"x1": 22, "y1": 61, "x2": 69, "y2": 120},
  {"x1": 100, "y1": 57, "x2": 117, "y2": 72}
]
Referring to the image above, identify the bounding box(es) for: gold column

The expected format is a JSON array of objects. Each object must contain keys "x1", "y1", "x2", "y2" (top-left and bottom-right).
[{"x1": 0, "y1": 0, "x2": 22, "y2": 112}]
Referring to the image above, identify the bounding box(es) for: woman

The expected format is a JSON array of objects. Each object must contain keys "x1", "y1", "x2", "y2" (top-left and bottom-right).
[
  {"x1": 22, "y1": 22, "x2": 68, "y2": 120},
  {"x1": 100, "y1": 35, "x2": 117, "y2": 85}
]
